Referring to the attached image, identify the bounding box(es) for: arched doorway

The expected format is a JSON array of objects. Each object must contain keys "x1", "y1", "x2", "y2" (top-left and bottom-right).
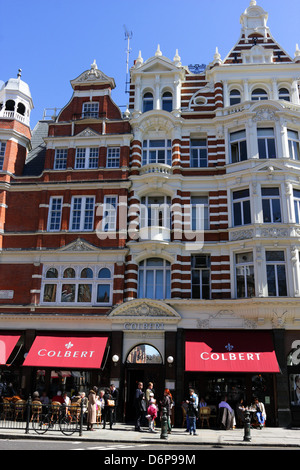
[{"x1": 124, "y1": 344, "x2": 164, "y2": 423}]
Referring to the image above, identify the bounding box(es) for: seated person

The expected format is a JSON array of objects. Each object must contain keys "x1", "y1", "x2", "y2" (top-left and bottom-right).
[{"x1": 218, "y1": 396, "x2": 235, "y2": 430}]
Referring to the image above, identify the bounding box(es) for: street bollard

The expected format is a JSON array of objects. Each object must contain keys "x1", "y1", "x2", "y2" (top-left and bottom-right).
[
  {"x1": 25, "y1": 395, "x2": 31, "y2": 434},
  {"x1": 243, "y1": 410, "x2": 251, "y2": 442},
  {"x1": 160, "y1": 407, "x2": 168, "y2": 440}
]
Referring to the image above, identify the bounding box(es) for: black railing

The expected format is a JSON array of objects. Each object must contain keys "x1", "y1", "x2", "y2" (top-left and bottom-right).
[{"x1": 0, "y1": 396, "x2": 84, "y2": 436}]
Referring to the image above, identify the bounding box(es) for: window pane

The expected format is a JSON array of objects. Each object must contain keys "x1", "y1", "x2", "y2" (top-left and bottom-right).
[
  {"x1": 97, "y1": 284, "x2": 110, "y2": 303},
  {"x1": 81, "y1": 268, "x2": 93, "y2": 278},
  {"x1": 262, "y1": 199, "x2": 272, "y2": 223},
  {"x1": 63, "y1": 268, "x2": 75, "y2": 278},
  {"x1": 61, "y1": 284, "x2": 75, "y2": 302},
  {"x1": 277, "y1": 266, "x2": 287, "y2": 296},
  {"x1": 258, "y1": 139, "x2": 267, "y2": 158},
  {"x1": 233, "y1": 189, "x2": 249, "y2": 200},
  {"x1": 272, "y1": 199, "x2": 281, "y2": 222},
  {"x1": 78, "y1": 284, "x2": 92, "y2": 302},
  {"x1": 233, "y1": 202, "x2": 242, "y2": 226},
  {"x1": 266, "y1": 266, "x2": 276, "y2": 296},
  {"x1": 138, "y1": 270, "x2": 144, "y2": 298},
  {"x1": 267, "y1": 139, "x2": 276, "y2": 158},
  {"x1": 146, "y1": 270, "x2": 154, "y2": 298},
  {"x1": 243, "y1": 200, "x2": 251, "y2": 225},
  {"x1": 266, "y1": 251, "x2": 285, "y2": 262},
  {"x1": 43, "y1": 284, "x2": 57, "y2": 302},
  {"x1": 98, "y1": 268, "x2": 111, "y2": 279},
  {"x1": 46, "y1": 268, "x2": 58, "y2": 278},
  {"x1": 155, "y1": 270, "x2": 164, "y2": 299}
]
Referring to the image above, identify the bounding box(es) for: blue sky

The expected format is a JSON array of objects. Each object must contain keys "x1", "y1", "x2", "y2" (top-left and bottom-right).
[{"x1": 1, "y1": 0, "x2": 300, "y2": 128}]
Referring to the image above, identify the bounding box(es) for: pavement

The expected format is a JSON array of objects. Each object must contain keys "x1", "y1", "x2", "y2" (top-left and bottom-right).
[{"x1": 0, "y1": 423, "x2": 300, "y2": 447}]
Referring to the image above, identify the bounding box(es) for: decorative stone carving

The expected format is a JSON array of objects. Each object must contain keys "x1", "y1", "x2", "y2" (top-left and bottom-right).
[{"x1": 253, "y1": 107, "x2": 279, "y2": 122}]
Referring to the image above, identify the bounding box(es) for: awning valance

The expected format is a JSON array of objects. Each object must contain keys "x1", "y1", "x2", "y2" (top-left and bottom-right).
[
  {"x1": 0, "y1": 335, "x2": 20, "y2": 365},
  {"x1": 185, "y1": 331, "x2": 280, "y2": 373},
  {"x1": 23, "y1": 336, "x2": 108, "y2": 369}
]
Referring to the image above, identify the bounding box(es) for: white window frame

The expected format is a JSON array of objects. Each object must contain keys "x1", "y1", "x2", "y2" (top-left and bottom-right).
[
  {"x1": 103, "y1": 196, "x2": 117, "y2": 231},
  {"x1": 138, "y1": 258, "x2": 171, "y2": 300},
  {"x1": 54, "y1": 148, "x2": 68, "y2": 170},
  {"x1": 257, "y1": 128, "x2": 277, "y2": 159},
  {"x1": 288, "y1": 130, "x2": 300, "y2": 160},
  {"x1": 191, "y1": 255, "x2": 210, "y2": 299},
  {"x1": 251, "y1": 88, "x2": 268, "y2": 101},
  {"x1": 293, "y1": 189, "x2": 300, "y2": 224},
  {"x1": 69, "y1": 196, "x2": 95, "y2": 231},
  {"x1": 142, "y1": 139, "x2": 172, "y2": 166},
  {"x1": 235, "y1": 252, "x2": 255, "y2": 298},
  {"x1": 75, "y1": 147, "x2": 99, "y2": 169},
  {"x1": 191, "y1": 196, "x2": 209, "y2": 230},
  {"x1": 266, "y1": 251, "x2": 287, "y2": 297},
  {"x1": 230, "y1": 130, "x2": 248, "y2": 163},
  {"x1": 47, "y1": 197, "x2": 63, "y2": 231},
  {"x1": 82, "y1": 102, "x2": 99, "y2": 118},
  {"x1": 107, "y1": 147, "x2": 120, "y2": 168},
  {"x1": 261, "y1": 187, "x2": 281, "y2": 223},
  {"x1": 232, "y1": 189, "x2": 251, "y2": 226},
  {"x1": 0, "y1": 141, "x2": 6, "y2": 170},
  {"x1": 190, "y1": 139, "x2": 208, "y2": 168},
  {"x1": 41, "y1": 265, "x2": 113, "y2": 306}
]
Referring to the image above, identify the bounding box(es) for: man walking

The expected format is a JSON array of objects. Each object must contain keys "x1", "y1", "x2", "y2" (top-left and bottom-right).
[{"x1": 134, "y1": 382, "x2": 146, "y2": 431}]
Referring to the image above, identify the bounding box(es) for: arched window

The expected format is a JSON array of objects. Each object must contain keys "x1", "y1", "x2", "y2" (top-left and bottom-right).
[
  {"x1": 98, "y1": 268, "x2": 111, "y2": 279},
  {"x1": 143, "y1": 92, "x2": 153, "y2": 113},
  {"x1": 126, "y1": 344, "x2": 163, "y2": 364},
  {"x1": 251, "y1": 88, "x2": 268, "y2": 101},
  {"x1": 5, "y1": 100, "x2": 15, "y2": 111},
  {"x1": 46, "y1": 268, "x2": 58, "y2": 278},
  {"x1": 138, "y1": 258, "x2": 171, "y2": 299},
  {"x1": 279, "y1": 88, "x2": 290, "y2": 102},
  {"x1": 17, "y1": 102, "x2": 26, "y2": 116},
  {"x1": 162, "y1": 91, "x2": 173, "y2": 112},
  {"x1": 63, "y1": 267, "x2": 75, "y2": 278},
  {"x1": 81, "y1": 267, "x2": 93, "y2": 278},
  {"x1": 229, "y1": 89, "x2": 241, "y2": 106}
]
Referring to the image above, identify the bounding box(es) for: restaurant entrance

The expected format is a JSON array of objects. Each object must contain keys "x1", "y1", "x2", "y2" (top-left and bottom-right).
[{"x1": 124, "y1": 343, "x2": 165, "y2": 423}]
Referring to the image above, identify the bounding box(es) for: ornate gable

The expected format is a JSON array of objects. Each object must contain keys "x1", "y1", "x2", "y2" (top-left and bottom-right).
[{"x1": 70, "y1": 60, "x2": 116, "y2": 89}]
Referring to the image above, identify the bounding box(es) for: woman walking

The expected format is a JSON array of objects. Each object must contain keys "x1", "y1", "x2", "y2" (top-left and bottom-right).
[
  {"x1": 87, "y1": 386, "x2": 98, "y2": 431},
  {"x1": 161, "y1": 389, "x2": 173, "y2": 434}
]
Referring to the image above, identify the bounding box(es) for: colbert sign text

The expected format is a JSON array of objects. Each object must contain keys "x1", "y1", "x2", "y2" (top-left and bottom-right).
[{"x1": 23, "y1": 336, "x2": 108, "y2": 369}]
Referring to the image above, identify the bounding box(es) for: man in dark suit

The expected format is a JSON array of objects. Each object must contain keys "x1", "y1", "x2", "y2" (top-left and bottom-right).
[
  {"x1": 134, "y1": 382, "x2": 146, "y2": 431},
  {"x1": 109, "y1": 383, "x2": 119, "y2": 424}
]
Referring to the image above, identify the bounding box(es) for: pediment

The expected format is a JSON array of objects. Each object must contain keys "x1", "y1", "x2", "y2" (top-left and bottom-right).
[
  {"x1": 58, "y1": 238, "x2": 99, "y2": 252},
  {"x1": 71, "y1": 61, "x2": 115, "y2": 89},
  {"x1": 132, "y1": 56, "x2": 182, "y2": 76},
  {"x1": 75, "y1": 127, "x2": 100, "y2": 138},
  {"x1": 109, "y1": 300, "x2": 181, "y2": 320}
]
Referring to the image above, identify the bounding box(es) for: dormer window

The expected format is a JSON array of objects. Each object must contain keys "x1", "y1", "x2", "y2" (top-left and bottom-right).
[
  {"x1": 82, "y1": 102, "x2": 99, "y2": 118},
  {"x1": 143, "y1": 92, "x2": 154, "y2": 113},
  {"x1": 251, "y1": 88, "x2": 268, "y2": 101},
  {"x1": 279, "y1": 88, "x2": 290, "y2": 102},
  {"x1": 229, "y1": 89, "x2": 241, "y2": 106},
  {"x1": 162, "y1": 92, "x2": 173, "y2": 112}
]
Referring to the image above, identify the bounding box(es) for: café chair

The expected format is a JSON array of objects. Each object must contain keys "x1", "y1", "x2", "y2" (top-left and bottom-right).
[{"x1": 199, "y1": 406, "x2": 211, "y2": 428}]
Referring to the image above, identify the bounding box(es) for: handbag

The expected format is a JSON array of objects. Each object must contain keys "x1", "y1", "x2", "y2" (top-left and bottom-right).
[{"x1": 107, "y1": 399, "x2": 115, "y2": 407}]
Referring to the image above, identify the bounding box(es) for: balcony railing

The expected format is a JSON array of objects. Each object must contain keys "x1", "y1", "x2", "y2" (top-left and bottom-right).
[{"x1": 0, "y1": 109, "x2": 29, "y2": 125}]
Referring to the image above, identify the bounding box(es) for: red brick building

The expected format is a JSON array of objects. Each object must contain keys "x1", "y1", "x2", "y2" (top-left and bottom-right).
[{"x1": 1, "y1": 1, "x2": 300, "y2": 427}]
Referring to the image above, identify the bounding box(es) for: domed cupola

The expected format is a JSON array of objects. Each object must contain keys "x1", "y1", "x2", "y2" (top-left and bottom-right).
[{"x1": 0, "y1": 69, "x2": 34, "y2": 127}]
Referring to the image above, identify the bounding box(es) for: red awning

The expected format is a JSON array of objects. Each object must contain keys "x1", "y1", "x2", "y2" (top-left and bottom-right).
[
  {"x1": 0, "y1": 335, "x2": 20, "y2": 365},
  {"x1": 185, "y1": 331, "x2": 280, "y2": 373},
  {"x1": 23, "y1": 336, "x2": 108, "y2": 369}
]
